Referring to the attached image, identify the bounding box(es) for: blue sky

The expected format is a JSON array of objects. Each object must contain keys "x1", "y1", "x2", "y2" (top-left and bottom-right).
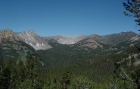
[{"x1": 0, "y1": 0, "x2": 139, "y2": 36}]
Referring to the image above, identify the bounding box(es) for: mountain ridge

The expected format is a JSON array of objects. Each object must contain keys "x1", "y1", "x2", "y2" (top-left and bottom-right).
[
  {"x1": 0, "y1": 28, "x2": 140, "y2": 67},
  {"x1": 0, "y1": 29, "x2": 138, "y2": 50}
]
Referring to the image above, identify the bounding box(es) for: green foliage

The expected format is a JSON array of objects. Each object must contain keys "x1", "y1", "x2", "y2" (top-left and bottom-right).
[
  {"x1": 0, "y1": 31, "x2": 139, "y2": 89},
  {"x1": 131, "y1": 68, "x2": 140, "y2": 87},
  {"x1": 42, "y1": 81, "x2": 61, "y2": 89},
  {"x1": 37, "y1": 40, "x2": 106, "y2": 67},
  {"x1": 61, "y1": 67, "x2": 73, "y2": 89},
  {"x1": 107, "y1": 76, "x2": 137, "y2": 89},
  {"x1": 19, "y1": 79, "x2": 34, "y2": 89},
  {"x1": 0, "y1": 39, "x2": 37, "y2": 64},
  {"x1": 114, "y1": 60, "x2": 139, "y2": 88},
  {"x1": 0, "y1": 59, "x2": 17, "y2": 89},
  {"x1": 16, "y1": 59, "x2": 25, "y2": 82},
  {"x1": 123, "y1": 0, "x2": 140, "y2": 25},
  {"x1": 69, "y1": 76, "x2": 106, "y2": 89},
  {"x1": 0, "y1": 51, "x2": 139, "y2": 89},
  {"x1": 0, "y1": 67, "x2": 10, "y2": 89}
]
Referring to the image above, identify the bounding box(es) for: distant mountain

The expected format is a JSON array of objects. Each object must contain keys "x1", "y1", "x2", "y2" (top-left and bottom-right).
[
  {"x1": 0, "y1": 29, "x2": 137, "y2": 51},
  {"x1": 46, "y1": 35, "x2": 87, "y2": 44},
  {"x1": 16, "y1": 30, "x2": 52, "y2": 50},
  {"x1": 1, "y1": 28, "x2": 140, "y2": 84},
  {"x1": 17, "y1": 30, "x2": 87, "y2": 50},
  {"x1": 75, "y1": 34, "x2": 102, "y2": 49},
  {"x1": 0, "y1": 28, "x2": 139, "y2": 67},
  {"x1": 75, "y1": 31, "x2": 137, "y2": 49},
  {"x1": 96, "y1": 31, "x2": 137, "y2": 44},
  {"x1": 16, "y1": 29, "x2": 137, "y2": 50}
]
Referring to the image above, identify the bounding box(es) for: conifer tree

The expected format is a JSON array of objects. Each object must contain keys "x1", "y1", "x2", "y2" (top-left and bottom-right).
[
  {"x1": 25, "y1": 53, "x2": 40, "y2": 88},
  {"x1": 61, "y1": 68, "x2": 72, "y2": 89},
  {"x1": 17, "y1": 59, "x2": 25, "y2": 83},
  {"x1": 114, "y1": 0, "x2": 140, "y2": 88},
  {"x1": 0, "y1": 61, "x2": 11, "y2": 89},
  {"x1": 123, "y1": 0, "x2": 140, "y2": 26}
]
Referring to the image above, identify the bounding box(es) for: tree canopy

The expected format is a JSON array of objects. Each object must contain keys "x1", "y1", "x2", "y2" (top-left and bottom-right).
[{"x1": 123, "y1": 0, "x2": 140, "y2": 25}]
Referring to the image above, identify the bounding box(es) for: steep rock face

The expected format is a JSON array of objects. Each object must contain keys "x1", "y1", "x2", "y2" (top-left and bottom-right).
[
  {"x1": 16, "y1": 30, "x2": 52, "y2": 50},
  {"x1": 0, "y1": 28, "x2": 19, "y2": 42},
  {"x1": 46, "y1": 35, "x2": 87, "y2": 44}
]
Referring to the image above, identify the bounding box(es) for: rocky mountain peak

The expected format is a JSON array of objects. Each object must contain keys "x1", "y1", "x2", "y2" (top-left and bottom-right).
[
  {"x1": 88, "y1": 34, "x2": 100, "y2": 39},
  {"x1": 0, "y1": 29, "x2": 19, "y2": 42},
  {"x1": 22, "y1": 30, "x2": 36, "y2": 36},
  {"x1": 16, "y1": 30, "x2": 52, "y2": 50},
  {"x1": 25, "y1": 29, "x2": 35, "y2": 34}
]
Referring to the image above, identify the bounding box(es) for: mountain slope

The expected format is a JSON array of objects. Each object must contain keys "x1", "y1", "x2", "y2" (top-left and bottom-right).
[
  {"x1": 0, "y1": 29, "x2": 140, "y2": 87},
  {"x1": 75, "y1": 31, "x2": 137, "y2": 49},
  {"x1": 0, "y1": 28, "x2": 19, "y2": 42},
  {"x1": 17, "y1": 30, "x2": 87, "y2": 50},
  {"x1": 0, "y1": 29, "x2": 139, "y2": 67},
  {"x1": 0, "y1": 29, "x2": 37, "y2": 63},
  {"x1": 17, "y1": 30, "x2": 52, "y2": 50},
  {"x1": 94, "y1": 31, "x2": 137, "y2": 44},
  {"x1": 36, "y1": 31, "x2": 139, "y2": 67},
  {"x1": 16, "y1": 30, "x2": 137, "y2": 50}
]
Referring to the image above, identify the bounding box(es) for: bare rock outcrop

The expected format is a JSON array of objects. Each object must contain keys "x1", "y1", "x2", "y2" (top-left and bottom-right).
[{"x1": 17, "y1": 30, "x2": 52, "y2": 50}]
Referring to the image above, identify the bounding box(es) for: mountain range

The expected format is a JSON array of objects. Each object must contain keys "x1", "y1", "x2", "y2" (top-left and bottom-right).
[
  {"x1": 17, "y1": 30, "x2": 88, "y2": 50},
  {"x1": 0, "y1": 28, "x2": 140, "y2": 67},
  {"x1": 1, "y1": 28, "x2": 140, "y2": 89},
  {"x1": 6, "y1": 28, "x2": 136, "y2": 50}
]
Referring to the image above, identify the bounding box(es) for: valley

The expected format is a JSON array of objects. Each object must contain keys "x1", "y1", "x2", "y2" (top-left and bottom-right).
[{"x1": 0, "y1": 28, "x2": 140, "y2": 89}]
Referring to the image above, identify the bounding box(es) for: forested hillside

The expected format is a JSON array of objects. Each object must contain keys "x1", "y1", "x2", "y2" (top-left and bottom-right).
[
  {"x1": 1, "y1": 0, "x2": 140, "y2": 89},
  {"x1": 1, "y1": 34, "x2": 140, "y2": 89}
]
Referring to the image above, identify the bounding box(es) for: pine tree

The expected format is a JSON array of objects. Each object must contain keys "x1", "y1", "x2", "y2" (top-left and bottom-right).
[
  {"x1": 17, "y1": 59, "x2": 25, "y2": 83},
  {"x1": 123, "y1": 0, "x2": 140, "y2": 26},
  {"x1": 61, "y1": 67, "x2": 72, "y2": 89},
  {"x1": 19, "y1": 79, "x2": 34, "y2": 89},
  {"x1": 0, "y1": 63, "x2": 11, "y2": 89},
  {"x1": 113, "y1": 1, "x2": 140, "y2": 88},
  {"x1": 25, "y1": 53, "x2": 40, "y2": 88}
]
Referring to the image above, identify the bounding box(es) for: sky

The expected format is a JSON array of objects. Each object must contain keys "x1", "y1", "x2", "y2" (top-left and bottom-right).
[{"x1": 0, "y1": 0, "x2": 139, "y2": 36}]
